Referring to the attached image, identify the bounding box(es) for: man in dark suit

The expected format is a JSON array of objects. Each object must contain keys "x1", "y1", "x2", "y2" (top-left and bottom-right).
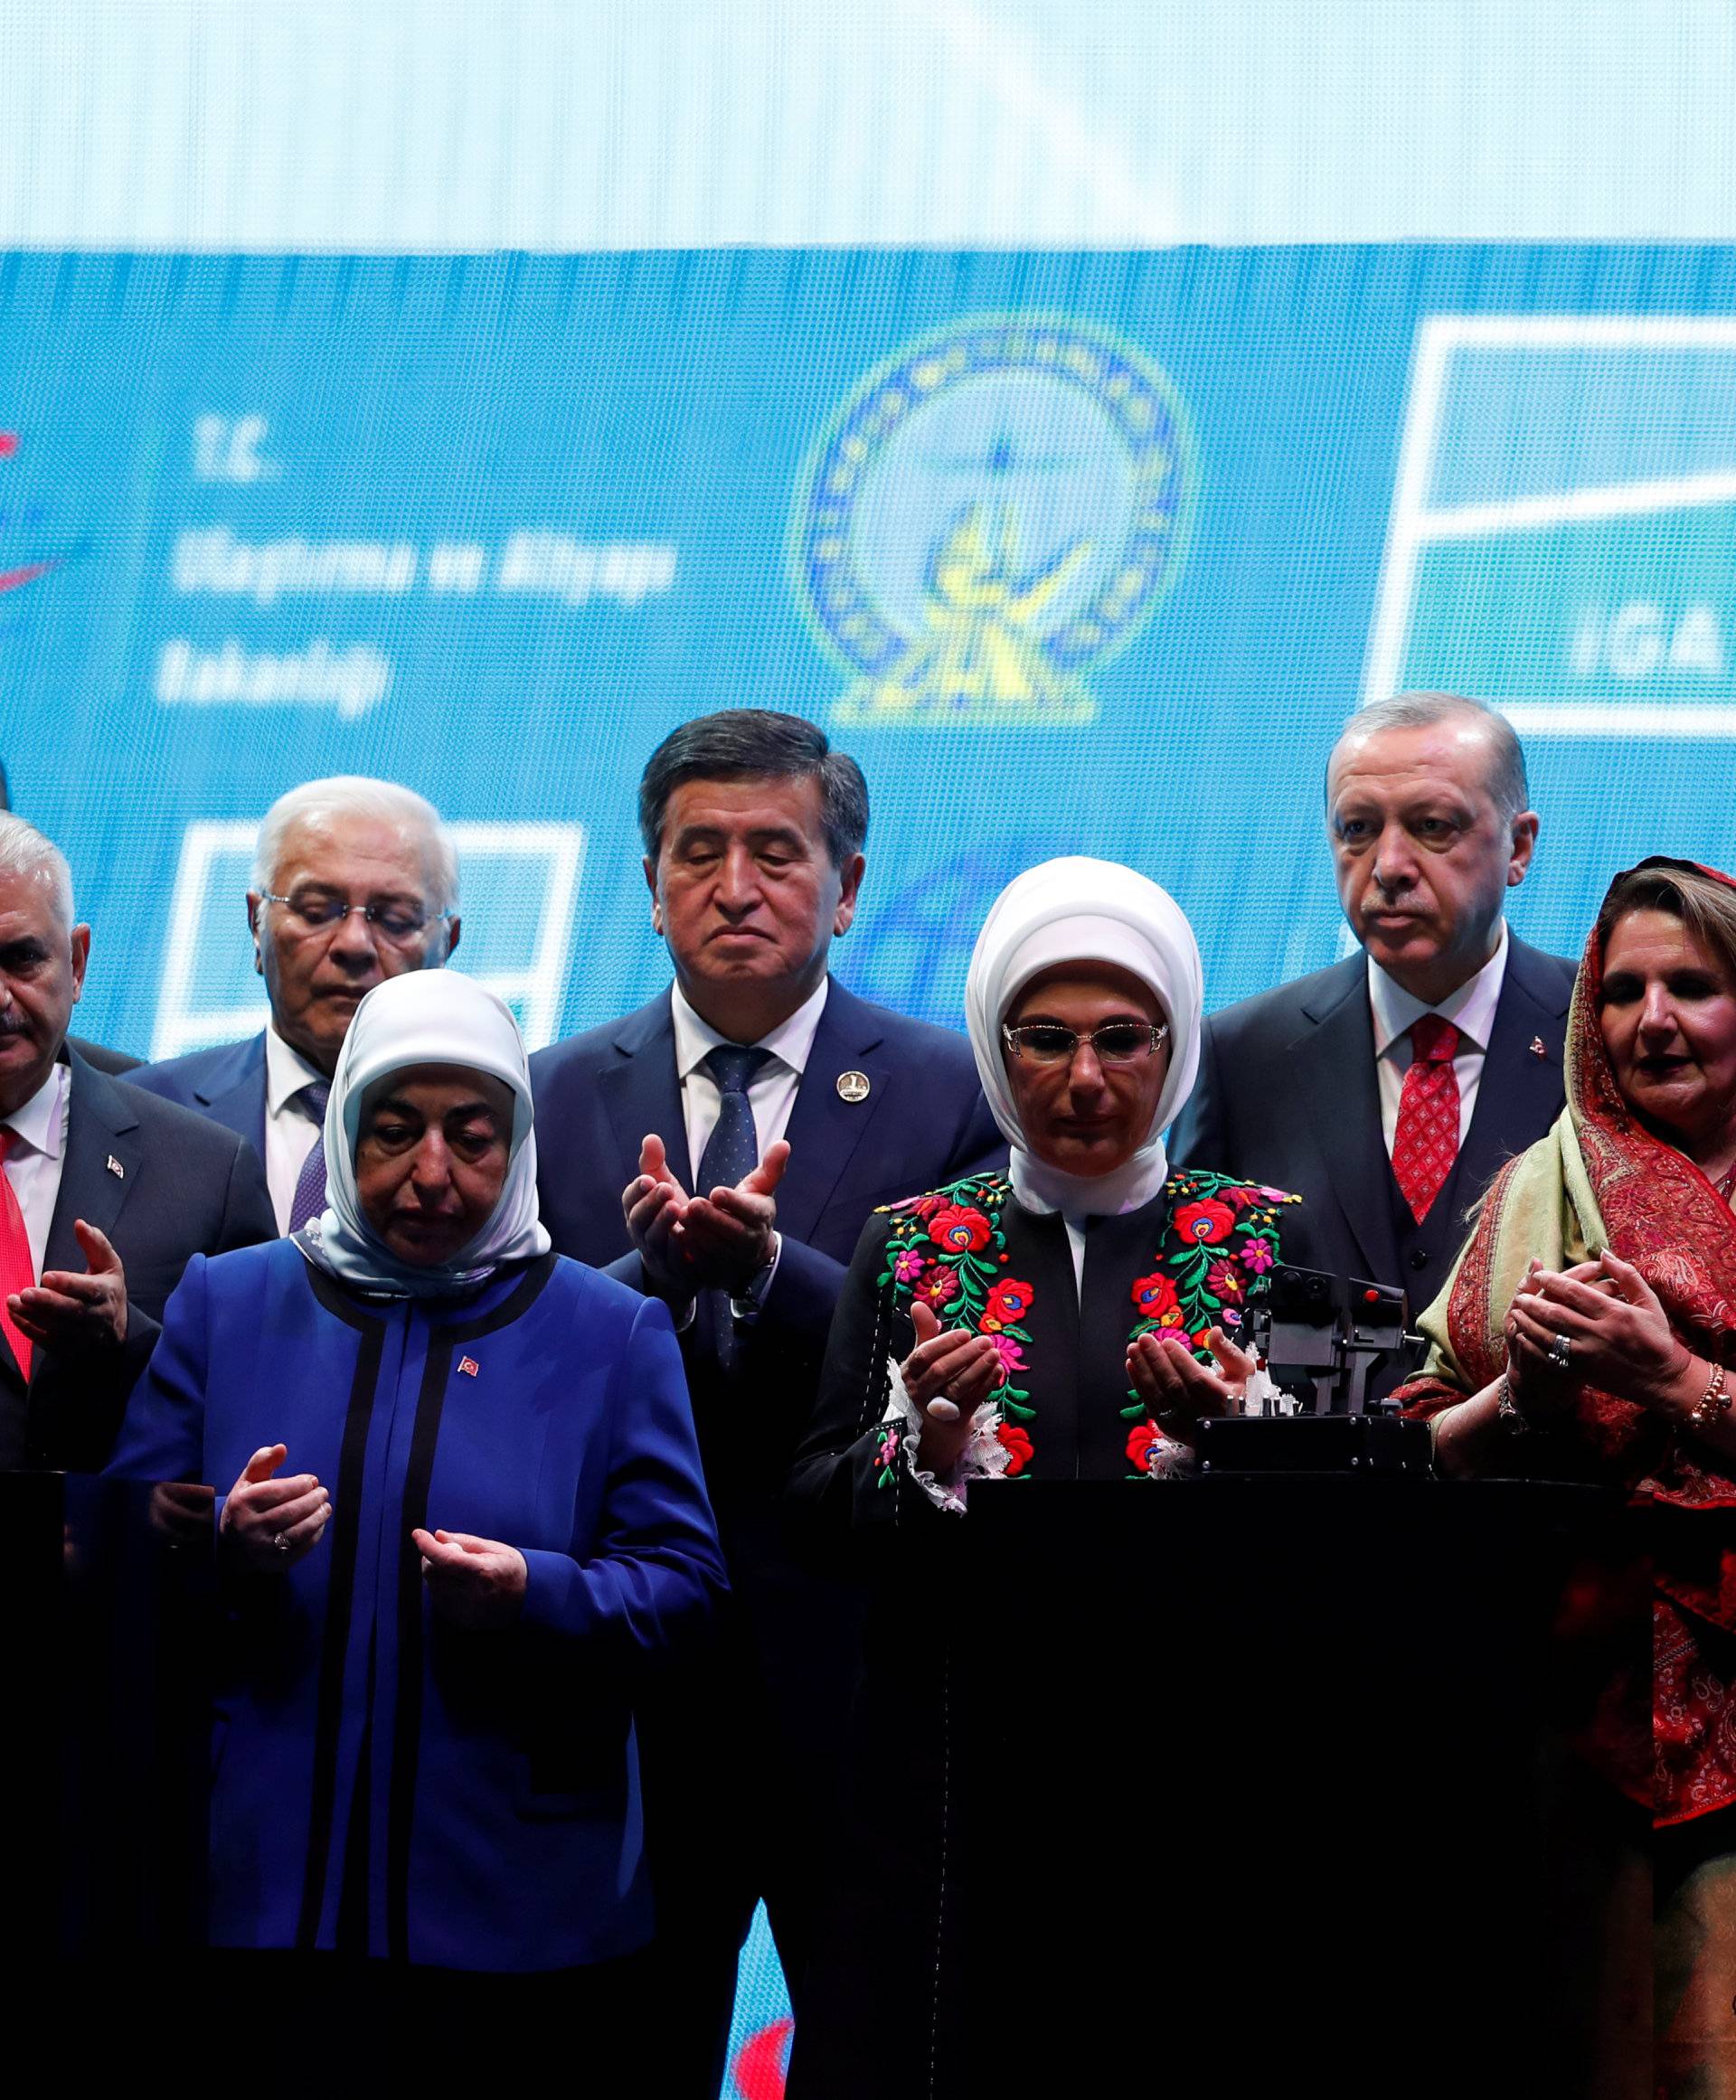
[
  {"x1": 532, "y1": 710, "x2": 1002, "y2": 2092},
  {"x1": 129, "y1": 777, "x2": 458, "y2": 1233},
  {"x1": 0, "y1": 816, "x2": 274, "y2": 1470},
  {"x1": 1171, "y1": 693, "x2": 1577, "y2": 1362}
]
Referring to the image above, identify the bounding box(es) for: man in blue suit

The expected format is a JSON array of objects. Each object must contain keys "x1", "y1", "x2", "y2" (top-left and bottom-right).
[
  {"x1": 531, "y1": 710, "x2": 1002, "y2": 2093},
  {"x1": 130, "y1": 777, "x2": 458, "y2": 1233},
  {"x1": 1171, "y1": 692, "x2": 1577, "y2": 1390}
]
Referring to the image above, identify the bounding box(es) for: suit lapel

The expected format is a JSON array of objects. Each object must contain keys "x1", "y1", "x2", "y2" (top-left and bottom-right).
[
  {"x1": 1293, "y1": 957, "x2": 1403, "y2": 1286},
  {"x1": 197, "y1": 1032, "x2": 269, "y2": 1161},
  {"x1": 1456, "y1": 937, "x2": 1573, "y2": 1209},
  {"x1": 43, "y1": 1054, "x2": 142, "y2": 1279},
  {"x1": 598, "y1": 993, "x2": 693, "y2": 1191},
  {"x1": 776, "y1": 981, "x2": 891, "y2": 1244}
]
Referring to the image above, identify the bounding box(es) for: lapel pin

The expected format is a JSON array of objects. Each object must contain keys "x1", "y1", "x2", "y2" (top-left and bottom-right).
[
  {"x1": 105, "y1": 1154, "x2": 125, "y2": 1179},
  {"x1": 1528, "y1": 1038, "x2": 1548, "y2": 1060},
  {"x1": 836, "y1": 1069, "x2": 871, "y2": 1104},
  {"x1": 458, "y1": 1355, "x2": 479, "y2": 1378}
]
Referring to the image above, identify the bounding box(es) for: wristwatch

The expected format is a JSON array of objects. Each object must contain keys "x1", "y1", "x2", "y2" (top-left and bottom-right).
[
  {"x1": 729, "y1": 1235, "x2": 781, "y2": 1323},
  {"x1": 1495, "y1": 1373, "x2": 1531, "y2": 1435}
]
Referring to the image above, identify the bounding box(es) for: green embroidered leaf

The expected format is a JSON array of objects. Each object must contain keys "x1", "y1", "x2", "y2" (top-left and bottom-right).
[{"x1": 1002, "y1": 1398, "x2": 1036, "y2": 1422}]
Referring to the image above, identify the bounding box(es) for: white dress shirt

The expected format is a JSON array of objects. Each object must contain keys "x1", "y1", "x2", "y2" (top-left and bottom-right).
[
  {"x1": 669, "y1": 976, "x2": 830, "y2": 1185},
  {"x1": 1367, "y1": 921, "x2": 1510, "y2": 1157},
  {"x1": 2, "y1": 1059, "x2": 71, "y2": 1281},
  {"x1": 263, "y1": 1025, "x2": 333, "y2": 1234}
]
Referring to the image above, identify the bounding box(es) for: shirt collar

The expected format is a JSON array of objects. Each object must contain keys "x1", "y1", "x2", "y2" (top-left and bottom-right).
[
  {"x1": 670, "y1": 975, "x2": 831, "y2": 1083},
  {"x1": 264, "y1": 1022, "x2": 332, "y2": 1115},
  {"x1": 1367, "y1": 919, "x2": 1510, "y2": 1059},
  {"x1": 3, "y1": 1058, "x2": 70, "y2": 1161}
]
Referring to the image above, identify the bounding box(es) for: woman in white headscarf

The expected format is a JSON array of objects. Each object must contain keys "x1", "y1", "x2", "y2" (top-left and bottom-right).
[
  {"x1": 786, "y1": 858, "x2": 1303, "y2": 2098},
  {"x1": 109, "y1": 971, "x2": 724, "y2": 2075}
]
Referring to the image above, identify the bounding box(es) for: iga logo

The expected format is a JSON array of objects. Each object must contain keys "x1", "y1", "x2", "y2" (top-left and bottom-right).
[{"x1": 791, "y1": 316, "x2": 1194, "y2": 728}]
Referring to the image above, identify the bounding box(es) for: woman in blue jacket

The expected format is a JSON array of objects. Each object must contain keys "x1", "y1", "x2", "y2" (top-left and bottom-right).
[{"x1": 110, "y1": 969, "x2": 725, "y2": 2059}]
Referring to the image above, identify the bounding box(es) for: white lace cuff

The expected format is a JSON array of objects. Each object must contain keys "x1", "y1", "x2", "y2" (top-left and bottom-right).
[{"x1": 884, "y1": 1355, "x2": 1011, "y2": 1515}]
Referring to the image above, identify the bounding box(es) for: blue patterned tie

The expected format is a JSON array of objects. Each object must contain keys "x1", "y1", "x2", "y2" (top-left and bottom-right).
[
  {"x1": 288, "y1": 1080, "x2": 331, "y2": 1234},
  {"x1": 696, "y1": 1045, "x2": 770, "y2": 1369}
]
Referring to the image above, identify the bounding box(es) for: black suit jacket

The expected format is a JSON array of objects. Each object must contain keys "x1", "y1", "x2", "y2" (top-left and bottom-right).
[
  {"x1": 126, "y1": 1031, "x2": 269, "y2": 1165},
  {"x1": 530, "y1": 978, "x2": 1005, "y2": 1510},
  {"x1": 0, "y1": 1050, "x2": 277, "y2": 1472},
  {"x1": 1170, "y1": 937, "x2": 1578, "y2": 1314}
]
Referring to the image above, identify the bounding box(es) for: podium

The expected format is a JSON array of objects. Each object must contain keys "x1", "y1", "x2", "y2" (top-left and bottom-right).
[
  {"x1": 0, "y1": 1473, "x2": 212, "y2": 1979},
  {"x1": 956, "y1": 1477, "x2": 1643, "y2": 2098}
]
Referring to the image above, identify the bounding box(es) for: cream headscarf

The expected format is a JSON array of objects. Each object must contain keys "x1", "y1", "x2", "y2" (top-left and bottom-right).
[
  {"x1": 297, "y1": 970, "x2": 551, "y2": 1298},
  {"x1": 964, "y1": 856, "x2": 1204, "y2": 1219}
]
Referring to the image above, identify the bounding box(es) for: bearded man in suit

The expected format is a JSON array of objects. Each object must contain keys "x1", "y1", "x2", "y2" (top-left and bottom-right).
[{"x1": 1171, "y1": 692, "x2": 1577, "y2": 1384}]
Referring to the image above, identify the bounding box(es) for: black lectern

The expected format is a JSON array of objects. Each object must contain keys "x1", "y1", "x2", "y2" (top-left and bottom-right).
[
  {"x1": 957, "y1": 1478, "x2": 1641, "y2": 2099},
  {"x1": 0, "y1": 1473, "x2": 212, "y2": 1976}
]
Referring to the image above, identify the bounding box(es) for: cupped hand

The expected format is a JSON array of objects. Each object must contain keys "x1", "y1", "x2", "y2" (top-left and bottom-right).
[
  {"x1": 1125, "y1": 1324, "x2": 1253, "y2": 1446},
  {"x1": 680, "y1": 1139, "x2": 789, "y2": 1294},
  {"x1": 1507, "y1": 1250, "x2": 1696, "y2": 1417},
  {"x1": 10, "y1": 1219, "x2": 127, "y2": 1354},
  {"x1": 411, "y1": 1527, "x2": 528, "y2": 1628},
  {"x1": 898, "y1": 1298, "x2": 1002, "y2": 1477},
  {"x1": 220, "y1": 1444, "x2": 332, "y2": 1574},
  {"x1": 622, "y1": 1133, "x2": 696, "y2": 1309}
]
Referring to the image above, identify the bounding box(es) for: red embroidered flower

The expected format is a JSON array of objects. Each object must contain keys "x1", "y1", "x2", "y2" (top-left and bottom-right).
[
  {"x1": 986, "y1": 1333, "x2": 1026, "y2": 1378},
  {"x1": 980, "y1": 1277, "x2": 1035, "y2": 1332},
  {"x1": 1174, "y1": 1198, "x2": 1236, "y2": 1246},
  {"x1": 897, "y1": 1191, "x2": 949, "y2": 1220},
  {"x1": 1204, "y1": 1258, "x2": 1245, "y2": 1302},
  {"x1": 913, "y1": 1267, "x2": 959, "y2": 1310},
  {"x1": 1126, "y1": 1419, "x2": 1165, "y2": 1474},
  {"x1": 1130, "y1": 1272, "x2": 1183, "y2": 1326},
  {"x1": 995, "y1": 1422, "x2": 1033, "y2": 1476},
  {"x1": 929, "y1": 1204, "x2": 993, "y2": 1254}
]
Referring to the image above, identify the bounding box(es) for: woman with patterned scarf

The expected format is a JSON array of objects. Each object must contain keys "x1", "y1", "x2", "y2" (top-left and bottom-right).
[
  {"x1": 785, "y1": 856, "x2": 1303, "y2": 2097},
  {"x1": 1401, "y1": 857, "x2": 1736, "y2": 2095}
]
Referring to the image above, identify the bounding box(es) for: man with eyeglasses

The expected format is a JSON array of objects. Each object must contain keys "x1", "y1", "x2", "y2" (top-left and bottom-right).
[{"x1": 133, "y1": 777, "x2": 459, "y2": 1234}]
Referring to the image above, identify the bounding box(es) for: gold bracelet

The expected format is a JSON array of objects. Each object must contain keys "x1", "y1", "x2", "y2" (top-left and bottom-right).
[{"x1": 1687, "y1": 1359, "x2": 1731, "y2": 1436}]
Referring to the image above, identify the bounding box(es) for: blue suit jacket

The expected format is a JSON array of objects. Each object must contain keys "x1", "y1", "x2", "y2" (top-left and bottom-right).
[
  {"x1": 529, "y1": 978, "x2": 1004, "y2": 1511},
  {"x1": 108, "y1": 1240, "x2": 726, "y2": 1971},
  {"x1": 1, "y1": 1049, "x2": 276, "y2": 1472},
  {"x1": 127, "y1": 1031, "x2": 269, "y2": 1168}
]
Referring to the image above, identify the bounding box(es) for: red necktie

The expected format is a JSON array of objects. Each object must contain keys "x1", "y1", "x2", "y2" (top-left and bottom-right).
[
  {"x1": 1392, "y1": 1014, "x2": 1462, "y2": 1225},
  {"x1": 0, "y1": 1130, "x2": 35, "y2": 1380}
]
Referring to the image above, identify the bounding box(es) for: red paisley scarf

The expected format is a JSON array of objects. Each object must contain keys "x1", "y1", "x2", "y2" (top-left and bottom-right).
[{"x1": 1403, "y1": 859, "x2": 1736, "y2": 1824}]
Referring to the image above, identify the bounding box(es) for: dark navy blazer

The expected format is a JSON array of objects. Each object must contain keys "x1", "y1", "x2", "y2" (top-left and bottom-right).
[
  {"x1": 128, "y1": 1031, "x2": 269, "y2": 1167},
  {"x1": 529, "y1": 977, "x2": 1005, "y2": 1506},
  {"x1": 2, "y1": 1049, "x2": 276, "y2": 1472},
  {"x1": 1170, "y1": 936, "x2": 1578, "y2": 1304},
  {"x1": 108, "y1": 1240, "x2": 726, "y2": 1972}
]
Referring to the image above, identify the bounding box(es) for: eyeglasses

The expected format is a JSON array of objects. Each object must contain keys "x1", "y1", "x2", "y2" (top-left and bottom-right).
[
  {"x1": 259, "y1": 892, "x2": 450, "y2": 944},
  {"x1": 1001, "y1": 1021, "x2": 1170, "y2": 1066}
]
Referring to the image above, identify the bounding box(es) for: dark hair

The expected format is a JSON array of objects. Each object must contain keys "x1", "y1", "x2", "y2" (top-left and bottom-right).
[
  {"x1": 1597, "y1": 862, "x2": 1736, "y2": 987},
  {"x1": 1326, "y1": 692, "x2": 1530, "y2": 821},
  {"x1": 637, "y1": 709, "x2": 870, "y2": 869}
]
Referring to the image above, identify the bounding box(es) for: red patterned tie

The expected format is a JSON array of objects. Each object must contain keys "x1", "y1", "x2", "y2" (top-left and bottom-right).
[
  {"x1": 1392, "y1": 1015, "x2": 1462, "y2": 1225},
  {"x1": 0, "y1": 1130, "x2": 35, "y2": 1380}
]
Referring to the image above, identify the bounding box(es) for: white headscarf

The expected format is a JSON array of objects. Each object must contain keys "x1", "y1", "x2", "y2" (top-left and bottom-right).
[
  {"x1": 964, "y1": 856, "x2": 1204, "y2": 1220},
  {"x1": 297, "y1": 970, "x2": 552, "y2": 1298}
]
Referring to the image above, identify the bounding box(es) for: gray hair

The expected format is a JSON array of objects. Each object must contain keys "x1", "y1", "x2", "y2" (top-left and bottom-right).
[
  {"x1": 0, "y1": 813, "x2": 74, "y2": 927},
  {"x1": 1329, "y1": 692, "x2": 1531, "y2": 821},
  {"x1": 252, "y1": 777, "x2": 458, "y2": 913}
]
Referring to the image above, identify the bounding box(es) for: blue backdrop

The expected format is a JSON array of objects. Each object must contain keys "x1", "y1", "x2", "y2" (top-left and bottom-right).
[
  {"x1": 6, "y1": 245, "x2": 1736, "y2": 1070},
  {"x1": 8, "y1": 240, "x2": 1736, "y2": 2092}
]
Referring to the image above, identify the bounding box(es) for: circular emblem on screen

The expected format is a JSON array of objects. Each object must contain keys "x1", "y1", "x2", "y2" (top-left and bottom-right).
[{"x1": 791, "y1": 316, "x2": 1194, "y2": 727}]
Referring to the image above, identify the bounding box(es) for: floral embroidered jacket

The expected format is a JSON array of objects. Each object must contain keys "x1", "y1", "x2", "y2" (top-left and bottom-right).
[{"x1": 788, "y1": 1167, "x2": 1303, "y2": 1528}]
